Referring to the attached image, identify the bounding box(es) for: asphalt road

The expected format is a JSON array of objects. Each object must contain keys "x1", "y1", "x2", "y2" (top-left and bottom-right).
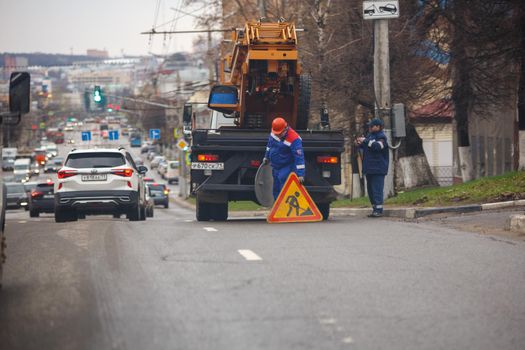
[{"x1": 1, "y1": 127, "x2": 524, "y2": 350}]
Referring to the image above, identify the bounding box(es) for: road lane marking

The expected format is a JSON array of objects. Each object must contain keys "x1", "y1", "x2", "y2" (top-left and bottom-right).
[
  {"x1": 184, "y1": 219, "x2": 193, "y2": 222},
  {"x1": 203, "y1": 227, "x2": 217, "y2": 232},
  {"x1": 238, "y1": 249, "x2": 262, "y2": 261},
  {"x1": 18, "y1": 220, "x2": 27, "y2": 224},
  {"x1": 342, "y1": 336, "x2": 354, "y2": 344}
]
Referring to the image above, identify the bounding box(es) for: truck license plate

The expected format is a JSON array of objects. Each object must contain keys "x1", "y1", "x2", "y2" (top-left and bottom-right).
[
  {"x1": 81, "y1": 174, "x2": 108, "y2": 181},
  {"x1": 191, "y1": 162, "x2": 224, "y2": 170}
]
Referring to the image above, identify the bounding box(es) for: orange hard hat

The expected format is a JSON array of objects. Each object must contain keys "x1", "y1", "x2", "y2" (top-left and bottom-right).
[{"x1": 272, "y1": 117, "x2": 288, "y2": 134}]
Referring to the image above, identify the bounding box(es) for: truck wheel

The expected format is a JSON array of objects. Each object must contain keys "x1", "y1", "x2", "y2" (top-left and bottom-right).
[
  {"x1": 29, "y1": 209, "x2": 40, "y2": 218},
  {"x1": 317, "y1": 203, "x2": 330, "y2": 221},
  {"x1": 211, "y1": 203, "x2": 228, "y2": 221},
  {"x1": 196, "y1": 200, "x2": 211, "y2": 221},
  {"x1": 296, "y1": 74, "x2": 311, "y2": 130}
]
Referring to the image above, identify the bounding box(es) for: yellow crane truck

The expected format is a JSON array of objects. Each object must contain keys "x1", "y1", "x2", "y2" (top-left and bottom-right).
[{"x1": 185, "y1": 20, "x2": 344, "y2": 221}]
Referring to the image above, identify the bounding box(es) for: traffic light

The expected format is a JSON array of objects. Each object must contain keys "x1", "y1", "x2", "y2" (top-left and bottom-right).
[{"x1": 93, "y1": 85, "x2": 102, "y2": 103}]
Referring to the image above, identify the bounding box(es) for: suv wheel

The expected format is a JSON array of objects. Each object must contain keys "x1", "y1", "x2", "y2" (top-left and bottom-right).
[
  {"x1": 128, "y1": 202, "x2": 141, "y2": 221},
  {"x1": 29, "y1": 209, "x2": 40, "y2": 218},
  {"x1": 139, "y1": 205, "x2": 146, "y2": 221},
  {"x1": 55, "y1": 208, "x2": 77, "y2": 222}
]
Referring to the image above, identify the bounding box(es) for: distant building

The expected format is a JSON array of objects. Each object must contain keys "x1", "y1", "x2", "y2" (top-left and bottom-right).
[
  {"x1": 3, "y1": 55, "x2": 28, "y2": 79},
  {"x1": 86, "y1": 49, "x2": 109, "y2": 58}
]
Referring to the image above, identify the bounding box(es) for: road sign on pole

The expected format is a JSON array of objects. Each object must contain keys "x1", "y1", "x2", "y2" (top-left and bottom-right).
[
  {"x1": 176, "y1": 138, "x2": 189, "y2": 151},
  {"x1": 81, "y1": 131, "x2": 92, "y2": 142},
  {"x1": 109, "y1": 130, "x2": 119, "y2": 141},
  {"x1": 149, "y1": 129, "x2": 161, "y2": 140},
  {"x1": 363, "y1": 1, "x2": 399, "y2": 19}
]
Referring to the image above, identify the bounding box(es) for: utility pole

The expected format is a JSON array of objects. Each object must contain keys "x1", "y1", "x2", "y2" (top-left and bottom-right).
[{"x1": 373, "y1": 18, "x2": 394, "y2": 198}]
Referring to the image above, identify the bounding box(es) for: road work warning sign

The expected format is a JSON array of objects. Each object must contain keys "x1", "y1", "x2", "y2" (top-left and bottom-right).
[{"x1": 267, "y1": 173, "x2": 322, "y2": 223}]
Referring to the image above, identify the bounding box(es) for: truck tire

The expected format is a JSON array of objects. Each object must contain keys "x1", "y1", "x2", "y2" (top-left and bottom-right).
[
  {"x1": 296, "y1": 74, "x2": 311, "y2": 130},
  {"x1": 29, "y1": 209, "x2": 40, "y2": 218},
  {"x1": 196, "y1": 200, "x2": 211, "y2": 221},
  {"x1": 211, "y1": 202, "x2": 228, "y2": 221},
  {"x1": 317, "y1": 203, "x2": 330, "y2": 221}
]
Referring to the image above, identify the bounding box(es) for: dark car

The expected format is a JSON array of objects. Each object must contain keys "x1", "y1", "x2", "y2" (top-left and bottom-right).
[
  {"x1": 145, "y1": 188, "x2": 155, "y2": 217},
  {"x1": 28, "y1": 182, "x2": 55, "y2": 217},
  {"x1": 146, "y1": 183, "x2": 170, "y2": 208},
  {"x1": 23, "y1": 182, "x2": 39, "y2": 211},
  {"x1": 44, "y1": 157, "x2": 64, "y2": 173},
  {"x1": 6, "y1": 182, "x2": 28, "y2": 209}
]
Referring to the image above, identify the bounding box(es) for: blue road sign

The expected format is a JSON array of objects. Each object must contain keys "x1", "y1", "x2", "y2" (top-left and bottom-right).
[
  {"x1": 149, "y1": 129, "x2": 161, "y2": 140},
  {"x1": 81, "y1": 131, "x2": 92, "y2": 142},
  {"x1": 109, "y1": 130, "x2": 119, "y2": 141}
]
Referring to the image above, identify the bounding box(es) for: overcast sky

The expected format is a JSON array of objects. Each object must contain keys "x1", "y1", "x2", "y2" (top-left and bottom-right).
[{"x1": 0, "y1": 0, "x2": 203, "y2": 56}]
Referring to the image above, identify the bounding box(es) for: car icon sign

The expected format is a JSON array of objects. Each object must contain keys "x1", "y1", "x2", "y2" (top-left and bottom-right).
[
  {"x1": 364, "y1": 5, "x2": 376, "y2": 15},
  {"x1": 379, "y1": 4, "x2": 397, "y2": 14}
]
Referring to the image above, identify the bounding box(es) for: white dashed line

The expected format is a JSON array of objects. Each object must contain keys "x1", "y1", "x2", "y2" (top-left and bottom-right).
[
  {"x1": 184, "y1": 219, "x2": 193, "y2": 222},
  {"x1": 18, "y1": 220, "x2": 27, "y2": 224},
  {"x1": 203, "y1": 227, "x2": 217, "y2": 232},
  {"x1": 342, "y1": 336, "x2": 354, "y2": 344},
  {"x1": 238, "y1": 249, "x2": 262, "y2": 261}
]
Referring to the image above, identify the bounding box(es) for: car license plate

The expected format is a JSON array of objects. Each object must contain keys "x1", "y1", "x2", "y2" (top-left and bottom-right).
[
  {"x1": 81, "y1": 174, "x2": 107, "y2": 181},
  {"x1": 191, "y1": 162, "x2": 224, "y2": 170},
  {"x1": 44, "y1": 194, "x2": 54, "y2": 198}
]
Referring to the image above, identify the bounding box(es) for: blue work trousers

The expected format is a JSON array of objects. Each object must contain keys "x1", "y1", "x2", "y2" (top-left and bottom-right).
[
  {"x1": 272, "y1": 165, "x2": 293, "y2": 199},
  {"x1": 366, "y1": 174, "x2": 385, "y2": 213}
]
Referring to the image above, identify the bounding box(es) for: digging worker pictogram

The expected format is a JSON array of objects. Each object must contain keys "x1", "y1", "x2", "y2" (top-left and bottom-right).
[
  {"x1": 285, "y1": 192, "x2": 301, "y2": 217},
  {"x1": 263, "y1": 117, "x2": 306, "y2": 199}
]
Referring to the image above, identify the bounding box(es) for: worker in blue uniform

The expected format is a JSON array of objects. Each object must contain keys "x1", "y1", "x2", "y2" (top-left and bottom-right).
[
  {"x1": 356, "y1": 118, "x2": 389, "y2": 217},
  {"x1": 263, "y1": 117, "x2": 306, "y2": 199}
]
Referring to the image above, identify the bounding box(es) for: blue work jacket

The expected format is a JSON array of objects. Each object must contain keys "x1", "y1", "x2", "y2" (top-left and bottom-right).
[
  {"x1": 360, "y1": 131, "x2": 389, "y2": 175},
  {"x1": 264, "y1": 127, "x2": 305, "y2": 177}
]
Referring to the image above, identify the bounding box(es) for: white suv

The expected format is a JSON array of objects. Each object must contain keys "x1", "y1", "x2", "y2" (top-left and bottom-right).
[{"x1": 54, "y1": 148, "x2": 149, "y2": 222}]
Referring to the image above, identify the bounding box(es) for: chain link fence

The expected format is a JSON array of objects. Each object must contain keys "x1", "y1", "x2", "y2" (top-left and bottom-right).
[{"x1": 431, "y1": 166, "x2": 454, "y2": 186}]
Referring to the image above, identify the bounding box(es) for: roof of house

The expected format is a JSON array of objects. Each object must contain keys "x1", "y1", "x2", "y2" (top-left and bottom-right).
[{"x1": 410, "y1": 99, "x2": 453, "y2": 123}]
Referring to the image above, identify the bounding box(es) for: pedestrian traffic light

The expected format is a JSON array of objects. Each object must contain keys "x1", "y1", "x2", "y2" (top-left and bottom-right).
[{"x1": 320, "y1": 107, "x2": 330, "y2": 128}]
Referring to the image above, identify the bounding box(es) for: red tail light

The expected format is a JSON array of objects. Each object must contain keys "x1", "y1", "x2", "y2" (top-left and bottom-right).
[
  {"x1": 250, "y1": 160, "x2": 261, "y2": 168},
  {"x1": 57, "y1": 169, "x2": 77, "y2": 179},
  {"x1": 316, "y1": 156, "x2": 338, "y2": 164},
  {"x1": 112, "y1": 168, "x2": 133, "y2": 177},
  {"x1": 31, "y1": 191, "x2": 44, "y2": 198},
  {"x1": 197, "y1": 154, "x2": 219, "y2": 162}
]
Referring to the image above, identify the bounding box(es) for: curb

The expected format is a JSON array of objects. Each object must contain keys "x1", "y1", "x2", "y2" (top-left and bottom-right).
[
  {"x1": 170, "y1": 197, "x2": 525, "y2": 220},
  {"x1": 505, "y1": 214, "x2": 525, "y2": 234}
]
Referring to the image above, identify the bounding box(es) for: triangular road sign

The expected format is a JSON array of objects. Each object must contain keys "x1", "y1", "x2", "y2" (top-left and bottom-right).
[{"x1": 267, "y1": 173, "x2": 322, "y2": 223}]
